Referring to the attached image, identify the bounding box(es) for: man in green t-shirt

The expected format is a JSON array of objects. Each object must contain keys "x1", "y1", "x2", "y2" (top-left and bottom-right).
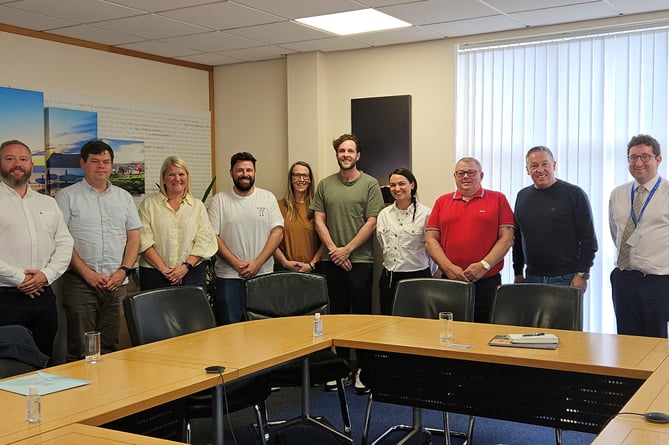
[{"x1": 310, "y1": 133, "x2": 385, "y2": 394}]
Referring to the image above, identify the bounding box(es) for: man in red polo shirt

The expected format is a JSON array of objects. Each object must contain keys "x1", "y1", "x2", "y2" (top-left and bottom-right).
[{"x1": 426, "y1": 157, "x2": 515, "y2": 323}]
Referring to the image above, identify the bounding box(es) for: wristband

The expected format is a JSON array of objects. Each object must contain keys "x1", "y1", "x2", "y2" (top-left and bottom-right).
[{"x1": 308, "y1": 262, "x2": 316, "y2": 271}]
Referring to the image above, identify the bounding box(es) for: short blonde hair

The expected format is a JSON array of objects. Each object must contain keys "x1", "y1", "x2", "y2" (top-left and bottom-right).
[{"x1": 160, "y1": 156, "x2": 191, "y2": 197}]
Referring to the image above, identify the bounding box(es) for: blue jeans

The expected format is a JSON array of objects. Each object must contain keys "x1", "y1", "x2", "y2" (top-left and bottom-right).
[
  {"x1": 214, "y1": 278, "x2": 244, "y2": 325},
  {"x1": 524, "y1": 273, "x2": 574, "y2": 287}
]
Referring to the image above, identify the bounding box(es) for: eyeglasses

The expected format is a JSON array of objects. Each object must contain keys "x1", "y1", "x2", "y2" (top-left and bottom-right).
[
  {"x1": 628, "y1": 154, "x2": 657, "y2": 163},
  {"x1": 454, "y1": 170, "x2": 480, "y2": 178},
  {"x1": 291, "y1": 173, "x2": 310, "y2": 180}
]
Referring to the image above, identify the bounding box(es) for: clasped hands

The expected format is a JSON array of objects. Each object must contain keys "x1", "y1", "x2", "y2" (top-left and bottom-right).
[
  {"x1": 443, "y1": 262, "x2": 487, "y2": 282},
  {"x1": 329, "y1": 246, "x2": 352, "y2": 271},
  {"x1": 18, "y1": 269, "x2": 48, "y2": 298}
]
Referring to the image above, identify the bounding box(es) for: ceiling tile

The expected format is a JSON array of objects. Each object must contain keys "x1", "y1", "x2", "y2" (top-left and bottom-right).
[
  {"x1": 160, "y1": 2, "x2": 281, "y2": 31},
  {"x1": 233, "y1": 0, "x2": 363, "y2": 19},
  {"x1": 6, "y1": 0, "x2": 143, "y2": 23},
  {"x1": 484, "y1": 0, "x2": 592, "y2": 13},
  {"x1": 379, "y1": 0, "x2": 499, "y2": 25},
  {"x1": 510, "y1": 2, "x2": 618, "y2": 27},
  {"x1": 93, "y1": 13, "x2": 209, "y2": 39},
  {"x1": 118, "y1": 39, "x2": 201, "y2": 58},
  {"x1": 349, "y1": 26, "x2": 442, "y2": 46},
  {"x1": 160, "y1": 31, "x2": 264, "y2": 52},
  {"x1": 105, "y1": 0, "x2": 216, "y2": 13},
  {"x1": 49, "y1": 24, "x2": 142, "y2": 45},
  {"x1": 424, "y1": 14, "x2": 524, "y2": 37},
  {"x1": 226, "y1": 20, "x2": 333, "y2": 44},
  {"x1": 606, "y1": 0, "x2": 669, "y2": 15},
  {"x1": 220, "y1": 45, "x2": 295, "y2": 62},
  {"x1": 0, "y1": 4, "x2": 76, "y2": 29},
  {"x1": 279, "y1": 36, "x2": 370, "y2": 52}
]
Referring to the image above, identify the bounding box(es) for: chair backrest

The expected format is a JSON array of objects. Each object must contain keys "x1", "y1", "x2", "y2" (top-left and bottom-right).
[
  {"x1": 490, "y1": 283, "x2": 584, "y2": 331},
  {"x1": 391, "y1": 278, "x2": 475, "y2": 322},
  {"x1": 123, "y1": 286, "x2": 216, "y2": 345},
  {"x1": 244, "y1": 272, "x2": 329, "y2": 320}
]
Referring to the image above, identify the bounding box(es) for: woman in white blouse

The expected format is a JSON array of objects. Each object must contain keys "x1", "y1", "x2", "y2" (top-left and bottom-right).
[
  {"x1": 138, "y1": 156, "x2": 217, "y2": 290},
  {"x1": 376, "y1": 167, "x2": 433, "y2": 315}
]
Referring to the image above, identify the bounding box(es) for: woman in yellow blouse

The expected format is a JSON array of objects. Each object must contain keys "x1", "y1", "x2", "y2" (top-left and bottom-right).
[
  {"x1": 138, "y1": 156, "x2": 217, "y2": 290},
  {"x1": 274, "y1": 161, "x2": 323, "y2": 272}
]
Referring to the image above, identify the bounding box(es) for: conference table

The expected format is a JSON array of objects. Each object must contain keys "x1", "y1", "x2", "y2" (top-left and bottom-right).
[{"x1": 1, "y1": 315, "x2": 668, "y2": 444}]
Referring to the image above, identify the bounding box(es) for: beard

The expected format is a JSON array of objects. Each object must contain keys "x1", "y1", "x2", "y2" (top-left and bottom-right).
[
  {"x1": 0, "y1": 166, "x2": 32, "y2": 187},
  {"x1": 233, "y1": 176, "x2": 255, "y2": 192},
  {"x1": 337, "y1": 159, "x2": 357, "y2": 171}
]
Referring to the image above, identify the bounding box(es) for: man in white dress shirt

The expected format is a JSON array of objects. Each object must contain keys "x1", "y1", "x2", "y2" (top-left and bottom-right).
[
  {"x1": 0, "y1": 140, "x2": 73, "y2": 359},
  {"x1": 609, "y1": 134, "x2": 669, "y2": 337}
]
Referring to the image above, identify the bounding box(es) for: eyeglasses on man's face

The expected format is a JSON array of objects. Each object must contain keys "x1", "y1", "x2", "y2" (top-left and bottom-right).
[
  {"x1": 291, "y1": 173, "x2": 310, "y2": 180},
  {"x1": 454, "y1": 170, "x2": 480, "y2": 178},
  {"x1": 627, "y1": 154, "x2": 657, "y2": 164}
]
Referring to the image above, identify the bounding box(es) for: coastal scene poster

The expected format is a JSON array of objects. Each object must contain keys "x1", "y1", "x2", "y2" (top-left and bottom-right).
[{"x1": 0, "y1": 87, "x2": 45, "y2": 192}]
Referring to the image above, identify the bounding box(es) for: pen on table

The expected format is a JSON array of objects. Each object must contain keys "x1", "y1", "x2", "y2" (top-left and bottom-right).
[{"x1": 522, "y1": 332, "x2": 545, "y2": 337}]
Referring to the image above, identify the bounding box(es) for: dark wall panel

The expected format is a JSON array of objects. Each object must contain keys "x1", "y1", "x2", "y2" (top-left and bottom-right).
[{"x1": 351, "y1": 95, "x2": 412, "y2": 191}]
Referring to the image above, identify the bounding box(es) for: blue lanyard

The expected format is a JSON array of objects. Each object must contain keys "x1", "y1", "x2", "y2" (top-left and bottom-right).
[{"x1": 630, "y1": 177, "x2": 661, "y2": 227}]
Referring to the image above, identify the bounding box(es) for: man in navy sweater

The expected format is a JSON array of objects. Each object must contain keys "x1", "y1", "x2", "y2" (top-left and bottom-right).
[{"x1": 513, "y1": 146, "x2": 597, "y2": 291}]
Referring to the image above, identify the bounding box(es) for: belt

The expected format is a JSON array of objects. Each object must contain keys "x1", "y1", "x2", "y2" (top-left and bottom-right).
[{"x1": 0, "y1": 287, "x2": 20, "y2": 293}]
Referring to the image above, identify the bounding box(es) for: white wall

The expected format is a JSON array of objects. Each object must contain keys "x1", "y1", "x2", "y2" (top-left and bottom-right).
[
  {"x1": 213, "y1": 11, "x2": 669, "y2": 206},
  {"x1": 213, "y1": 59, "x2": 287, "y2": 195},
  {"x1": 0, "y1": 31, "x2": 210, "y2": 110}
]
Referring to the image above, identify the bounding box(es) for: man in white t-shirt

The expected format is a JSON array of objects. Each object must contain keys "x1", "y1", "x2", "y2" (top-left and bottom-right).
[{"x1": 208, "y1": 152, "x2": 283, "y2": 324}]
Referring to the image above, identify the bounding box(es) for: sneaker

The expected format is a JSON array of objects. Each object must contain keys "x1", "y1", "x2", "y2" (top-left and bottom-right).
[
  {"x1": 354, "y1": 368, "x2": 370, "y2": 395},
  {"x1": 325, "y1": 373, "x2": 353, "y2": 392}
]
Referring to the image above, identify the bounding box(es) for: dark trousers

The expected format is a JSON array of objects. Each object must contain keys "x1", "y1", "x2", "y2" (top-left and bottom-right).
[
  {"x1": 214, "y1": 278, "x2": 244, "y2": 325},
  {"x1": 379, "y1": 268, "x2": 432, "y2": 315},
  {"x1": 319, "y1": 261, "x2": 373, "y2": 315},
  {"x1": 320, "y1": 261, "x2": 373, "y2": 368},
  {"x1": 611, "y1": 268, "x2": 669, "y2": 337},
  {"x1": 473, "y1": 274, "x2": 501, "y2": 323},
  {"x1": 0, "y1": 287, "x2": 57, "y2": 359},
  {"x1": 139, "y1": 263, "x2": 208, "y2": 291},
  {"x1": 61, "y1": 272, "x2": 124, "y2": 361}
]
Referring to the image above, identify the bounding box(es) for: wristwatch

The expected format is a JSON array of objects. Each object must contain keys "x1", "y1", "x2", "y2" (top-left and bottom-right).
[
  {"x1": 576, "y1": 272, "x2": 590, "y2": 280},
  {"x1": 182, "y1": 261, "x2": 194, "y2": 271},
  {"x1": 119, "y1": 266, "x2": 133, "y2": 277},
  {"x1": 480, "y1": 260, "x2": 491, "y2": 271}
]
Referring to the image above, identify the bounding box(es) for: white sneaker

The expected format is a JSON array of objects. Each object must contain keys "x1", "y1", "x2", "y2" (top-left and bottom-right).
[
  {"x1": 324, "y1": 380, "x2": 338, "y2": 391},
  {"x1": 354, "y1": 368, "x2": 370, "y2": 395}
]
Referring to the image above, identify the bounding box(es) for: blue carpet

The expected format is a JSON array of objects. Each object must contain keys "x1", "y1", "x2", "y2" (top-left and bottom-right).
[{"x1": 192, "y1": 384, "x2": 596, "y2": 445}]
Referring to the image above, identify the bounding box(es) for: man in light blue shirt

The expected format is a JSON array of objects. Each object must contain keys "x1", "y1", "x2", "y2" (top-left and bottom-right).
[{"x1": 55, "y1": 140, "x2": 141, "y2": 361}]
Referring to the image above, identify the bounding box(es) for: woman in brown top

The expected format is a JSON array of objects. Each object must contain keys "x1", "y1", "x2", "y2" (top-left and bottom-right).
[{"x1": 274, "y1": 161, "x2": 323, "y2": 272}]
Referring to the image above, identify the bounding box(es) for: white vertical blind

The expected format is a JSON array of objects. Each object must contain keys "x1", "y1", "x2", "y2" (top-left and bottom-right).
[{"x1": 456, "y1": 26, "x2": 669, "y2": 333}]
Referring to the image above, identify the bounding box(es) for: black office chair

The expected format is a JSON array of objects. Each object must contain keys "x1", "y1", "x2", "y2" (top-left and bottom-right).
[
  {"x1": 490, "y1": 283, "x2": 584, "y2": 331},
  {"x1": 362, "y1": 278, "x2": 475, "y2": 445},
  {"x1": 123, "y1": 286, "x2": 271, "y2": 444},
  {"x1": 0, "y1": 325, "x2": 47, "y2": 378},
  {"x1": 489, "y1": 283, "x2": 584, "y2": 445},
  {"x1": 244, "y1": 272, "x2": 353, "y2": 443}
]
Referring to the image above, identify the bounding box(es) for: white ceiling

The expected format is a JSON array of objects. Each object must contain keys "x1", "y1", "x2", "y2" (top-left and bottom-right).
[{"x1": 0, "y1": 0, "x2": 668, "y2": 66}]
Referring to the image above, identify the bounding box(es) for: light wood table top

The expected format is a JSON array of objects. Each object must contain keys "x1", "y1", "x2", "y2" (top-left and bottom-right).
[
  {"x1": 0, "y1": 355, "x2": 231, "y2": 444},
  {"x1": 113, "y1": 315, "x2": 397, "y2": 378},
  {"x1": 332, "y1": 315, "x2": 667, "y2": 379},
  {"x1": 3, "y1": 314, "x2": 668, "y2": 445},
  {"x1": 10, "y1": 423, "x2": 186, "y2": 444}
]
